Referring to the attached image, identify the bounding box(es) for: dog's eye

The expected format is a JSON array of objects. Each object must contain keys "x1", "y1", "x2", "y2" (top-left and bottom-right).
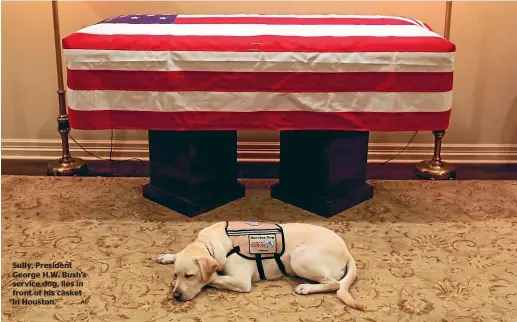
[{"x1": 185, "y1": 274, "x2": 194, "y2": 278}]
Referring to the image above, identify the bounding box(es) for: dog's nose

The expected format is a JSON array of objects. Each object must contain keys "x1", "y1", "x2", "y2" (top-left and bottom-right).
[{"x1": 172, "y1": 291, "x2": 183, "y2": 301}]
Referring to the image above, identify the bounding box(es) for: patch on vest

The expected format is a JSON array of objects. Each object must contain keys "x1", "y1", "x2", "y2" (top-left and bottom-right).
[
  {"x1": 249, "y1": 234, "x2": 276, "y2": 254},
  {"x1": 225, "y1": 221, "x2": 285, "y2": 260}
]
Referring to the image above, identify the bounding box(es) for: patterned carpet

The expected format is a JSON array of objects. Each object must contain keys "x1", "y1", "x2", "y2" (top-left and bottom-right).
[{"x1": 2, "y1": 176, "x2": 517, "y2": 322}]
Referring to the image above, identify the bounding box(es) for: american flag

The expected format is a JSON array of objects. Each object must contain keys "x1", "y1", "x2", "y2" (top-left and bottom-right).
[{"x1": 63, "y1": 14, "x2": 455, "y2": 131}]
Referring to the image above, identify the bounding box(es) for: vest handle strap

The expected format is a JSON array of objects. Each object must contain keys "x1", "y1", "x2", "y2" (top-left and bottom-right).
[
  {"x1": 226, "y1": 246, "x2": 240, "y2": 257},
  {"x1": 255, "y1": 254, "x2": 266, "y2": 280},
  {"x1": 274, "y1": 254, "x2": 288, "y2": 276}
]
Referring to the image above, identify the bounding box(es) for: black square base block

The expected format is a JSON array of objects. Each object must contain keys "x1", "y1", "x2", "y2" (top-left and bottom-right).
[
  {"x1": 271, "y1": 182, "x2": 374, "y2": 218},
  {"x1": 143, "y1": 182, "x2": 245, "y2": 217},
  {"x1": 144, "y1": 130, "x2": 245, "y2": 217},
  {"x1": 271, "y1": 130, "x2": 374, "y2": 218}
]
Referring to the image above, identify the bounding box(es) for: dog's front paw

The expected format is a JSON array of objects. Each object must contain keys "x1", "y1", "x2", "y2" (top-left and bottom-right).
[{"x1": 156, "y1": 254, "x2": 176, "y2": 264}]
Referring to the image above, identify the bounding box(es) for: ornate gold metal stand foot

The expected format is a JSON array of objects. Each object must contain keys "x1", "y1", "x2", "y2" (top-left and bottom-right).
[
  {"x1": 415, "y1": 130, "x2": 456, "y2": 180},
  {"x1": 47, "y1": 157, "x2": 88, "y2": 176},
  {"x1": 46, "y1": 113, "x2": 89, "y2": 176},
  {"x1": 47, "y1": 0, "x2": 88, "y2": 177}
]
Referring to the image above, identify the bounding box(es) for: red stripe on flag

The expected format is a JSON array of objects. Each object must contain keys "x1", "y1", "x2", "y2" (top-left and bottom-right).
[
  {"x1": 67, "y1": 70, "x2": 453, "y2": 93},
  {"x1": 63, "y1": 34, "x2": 455, "y2": 53},
  {"x1": 173, "y1": 17, "x2": 420, "y2": 25},
  {"x1": 68, "y1": 108, "x2": 451, "y2": 131}
]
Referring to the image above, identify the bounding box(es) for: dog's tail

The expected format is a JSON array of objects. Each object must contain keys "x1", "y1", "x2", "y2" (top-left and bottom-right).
[{"x1": 337, "y1": 259, "x2": 364, "y2": 311}]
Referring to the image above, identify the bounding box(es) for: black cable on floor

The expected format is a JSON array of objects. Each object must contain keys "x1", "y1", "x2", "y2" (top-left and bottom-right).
[
  {"x1": 369, "y1": 131, "x2": 418, "y2": 173},
  {"x1": 69, "y1": 130, "x2": 417, "y2": 169},
  {"x1": 109, "y1": 130, "x2": 114, "y2": 161},
  {"x1": 68, "y1": 134, "x2": 104, "y2": 160},
  {"x1": 68, "y1": 133, "x2": 144, "y2": 162}
]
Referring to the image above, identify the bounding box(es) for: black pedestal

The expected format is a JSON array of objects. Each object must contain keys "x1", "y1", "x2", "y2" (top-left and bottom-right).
[
  {"x1": 271, "y1": 131, "x2": 374, "y2": 218},
  {"x1": 143, "y1": 130, "x2": 245, "y2": 217}
]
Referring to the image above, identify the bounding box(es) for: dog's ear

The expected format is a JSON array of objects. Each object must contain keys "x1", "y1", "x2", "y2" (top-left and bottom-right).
[{"x1": 194, "y1": 256, "x2": 218, "y2": 282}]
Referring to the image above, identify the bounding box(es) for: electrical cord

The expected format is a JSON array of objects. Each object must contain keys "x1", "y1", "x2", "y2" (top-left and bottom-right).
[
  {"x1": 109, "y1": 130, "x2": 114, "y2": 161},
  {"x1": 369, "y1": 131, "x2": 418, "y2": 172},
  {"x1": 68, "y1": 132, "x2": 145, "y2": 162},
  {"x1": 68, "y1": 134, "x2": 104, "y2": 160},
  {"x1": 69, "y1": 130, "x2": 417, "y2": 168}
]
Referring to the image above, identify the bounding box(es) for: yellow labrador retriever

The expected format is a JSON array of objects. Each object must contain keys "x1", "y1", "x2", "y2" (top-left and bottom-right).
[{"x1": 156, "y1": 221, "x2": 363, "y2": 310}]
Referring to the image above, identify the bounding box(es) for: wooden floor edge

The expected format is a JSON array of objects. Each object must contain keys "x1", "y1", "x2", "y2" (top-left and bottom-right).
[{"x1": 2, "y1": 158, "x2": 517, "y2": 180}]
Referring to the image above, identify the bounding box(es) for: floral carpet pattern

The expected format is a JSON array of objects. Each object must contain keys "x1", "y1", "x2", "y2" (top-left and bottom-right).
[{"x1": 2, "y1": 176, "x2": 517, "y2": 322}]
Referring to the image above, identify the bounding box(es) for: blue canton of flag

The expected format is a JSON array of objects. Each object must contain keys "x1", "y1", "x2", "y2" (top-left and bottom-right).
[{"x1": 99, "y1": 14, "x2": 177, "y2": 24}]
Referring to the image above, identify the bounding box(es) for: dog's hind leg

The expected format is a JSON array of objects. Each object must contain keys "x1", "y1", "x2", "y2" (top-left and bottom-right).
[
  {"x1": 289, "y1": 246, "x2": 363, "y2": 310},
  {"x1": 294, "y1": 277, "x2": 341, "y2": 295},
  {"x1": 156, "y1": 253, "x2": 176, "y2": 264},
  {"x1": 289, "y1": 246, "x2": 343, "y2": 295}
]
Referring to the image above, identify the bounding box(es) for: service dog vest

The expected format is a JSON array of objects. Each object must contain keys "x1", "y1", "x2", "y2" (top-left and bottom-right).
[{"x1": 225, "y1": 221, "x2": 287, "y2": 280}]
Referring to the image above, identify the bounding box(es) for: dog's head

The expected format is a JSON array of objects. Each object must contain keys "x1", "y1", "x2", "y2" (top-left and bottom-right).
[{"x1": 170, "y1": 243, "x2": 218, "y2": 301}]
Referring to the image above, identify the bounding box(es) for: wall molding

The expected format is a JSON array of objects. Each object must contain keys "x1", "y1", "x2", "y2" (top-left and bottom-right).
[{"x1": 2, "y1": 139, "x2": 517, "y2": 164}]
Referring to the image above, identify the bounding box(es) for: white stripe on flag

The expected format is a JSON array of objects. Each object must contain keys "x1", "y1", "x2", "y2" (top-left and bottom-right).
[
  {"x1": 77, "y1": 23, "x2": 438, "y2": 38},
  {"x1": 64, "y1": 50, "x2": 454, "y2": 73},
  {"x1": 66, "y1": 89, "x2": 452, "y2": 113},
  {"x1": 176, "y1": 14, "x2": 425, "y2": 26}
]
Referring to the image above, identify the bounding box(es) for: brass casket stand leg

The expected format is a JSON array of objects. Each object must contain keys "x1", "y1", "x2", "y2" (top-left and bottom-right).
[
  {"x1": 415, "y1": 130, "x2": 456, "y2": 180},
  {"x1": 46, "y1": 106, "x2": 88, "y2": 176},
  {"x1": 46, "y1": 0, "x2": 88, "y2": 176}
]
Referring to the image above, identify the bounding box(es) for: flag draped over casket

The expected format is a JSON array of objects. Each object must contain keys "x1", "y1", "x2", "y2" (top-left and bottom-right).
[{"x1": 63, "y1": 14, "x2": 455, "y2": 131}]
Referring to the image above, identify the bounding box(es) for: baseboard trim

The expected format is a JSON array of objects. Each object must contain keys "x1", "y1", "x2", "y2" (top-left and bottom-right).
[{"x1": 2, "y1": 139, "x2": 517, "y2": 164}]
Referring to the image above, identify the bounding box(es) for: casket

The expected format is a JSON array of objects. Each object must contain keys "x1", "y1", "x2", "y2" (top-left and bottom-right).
[{"x1": 62, "y1": 14, "x2": 455, "y2": 131}]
